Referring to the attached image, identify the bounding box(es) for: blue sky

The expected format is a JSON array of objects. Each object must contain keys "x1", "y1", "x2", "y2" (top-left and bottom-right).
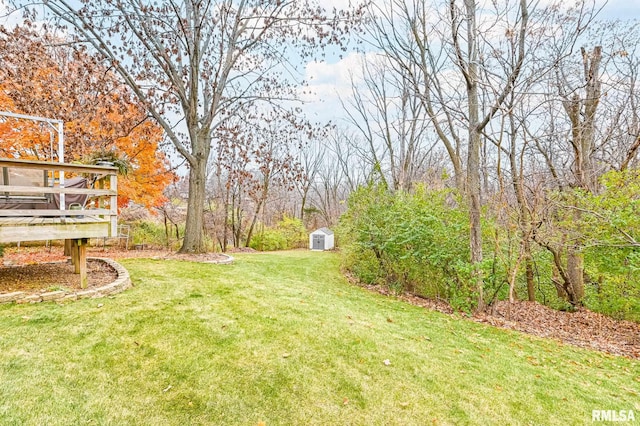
[
  {"x1": 2, "y1": 0, "x2": 638, "y2": 143},
  {"x1": 301, "y1": 0, "x2": 640, "y2": 126},
  {"x1": 598, "y1": 0, "x2": 640, "y2": 19}
]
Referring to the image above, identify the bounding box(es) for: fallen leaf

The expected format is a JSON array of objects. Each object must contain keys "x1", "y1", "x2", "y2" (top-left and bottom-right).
[
  {"x1": 387, "y1": 317, "x2": 393, "y2": 323},
  {"x1": 343, "y1": 397, "x2": 349, "y2": 405}
]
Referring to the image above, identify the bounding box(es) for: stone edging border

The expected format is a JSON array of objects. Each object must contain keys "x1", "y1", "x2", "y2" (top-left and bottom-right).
[
  {"x1": 0, "y1": 257, "x2": 132, "y2": 305},
  {"x1": 204, "y1": 253, "x2": 234, "y2": 264}
]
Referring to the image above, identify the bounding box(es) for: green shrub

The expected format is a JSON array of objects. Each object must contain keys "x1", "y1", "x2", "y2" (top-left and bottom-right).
[
  {"x1": 129, "y1": 219, "x2": 199, "y2": 251},
  {"x1": 582, "y1": 247, "x2": 640, "y2": 322},
  {"x1": 250, "y1": 230, "x2": 288, "y2": 251},
  {"x1": 129, "y1": 220, "x2": 169, "y2": 247},
  {"x1": 277, "y1": 215, "x2": 308, "y2": 249},
  {"x1": 338, "y1": 184, "x2": 479, "y2": 311},
  {"x1": 250, "y1": 216, "x2": 307, "y2": 251}
]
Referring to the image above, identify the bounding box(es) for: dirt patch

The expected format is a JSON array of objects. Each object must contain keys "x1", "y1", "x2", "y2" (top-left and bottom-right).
[
  {"x1": 85, "y1": 246, "x2": 230, "y2": 263},
  {"x1": 226, "y1": 247, "x2": 257, "y2": 253}
]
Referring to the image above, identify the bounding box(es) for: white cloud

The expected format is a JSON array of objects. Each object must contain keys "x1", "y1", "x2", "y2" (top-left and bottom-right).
[
  {"x1": 300, "y1": 51, "x2": 385, "y2": 122},
  {"x1": 304, "y1": 51, "x2": 383, "y2": 92}
]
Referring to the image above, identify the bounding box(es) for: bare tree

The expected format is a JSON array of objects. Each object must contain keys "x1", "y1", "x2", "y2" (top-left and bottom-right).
[
  {"x1": 365, "y1": 0, "x2": 531, "y2": 308},
  {"x1": 341, "y1": 57, "x2": 434, "y2": 192},
  {"x1": 27, "y1": 0, "x2": 362, "y2": 252}
]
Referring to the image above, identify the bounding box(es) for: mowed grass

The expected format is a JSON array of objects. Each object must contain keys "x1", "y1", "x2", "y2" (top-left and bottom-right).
[{"x1": 0, "y1": 251, "x2": 638, "y2": 425}]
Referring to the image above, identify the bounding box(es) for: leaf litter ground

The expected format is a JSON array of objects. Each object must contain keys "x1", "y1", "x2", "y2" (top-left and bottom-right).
[{"x1": 362, "y1": 280, "x2": 640, "y2": 359}]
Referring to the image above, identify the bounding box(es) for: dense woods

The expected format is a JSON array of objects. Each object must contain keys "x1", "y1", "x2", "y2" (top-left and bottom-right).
[
  {"x1": 1, "y1": 0, "x2": 638, "y2": 320},
  {"x1": 337, "y1": 0, "x2": 640, "y2": 319}
]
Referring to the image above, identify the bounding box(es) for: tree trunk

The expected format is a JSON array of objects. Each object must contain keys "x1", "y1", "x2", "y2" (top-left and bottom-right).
[
  {"x1": 222, "y1": 197, "x2": 229, "y2": 253},
  {"x1": 300, "y1": 185, "x2": 309, "y2": 223},
  {"x1": 509, "y1": 109, "x2": 535, "y2": 302},
  {"x1": 566, "y1": 248, "x2": 584, "y2": 304},
  {"x1": 465, "y1": 0, "x2": 484, "y2": 310},
  {"x1": 245, "y1": 200, "x2": 264, "y2": 248},
  {"x1": 525, "y1": 239, "x2": 535, "y2": 302},
  {"x1": 180, "y1": 153, "x2": 208, "y2": 253},
  {"x1": 164, "y1": 213, "x2": 170, "y2": 249}
]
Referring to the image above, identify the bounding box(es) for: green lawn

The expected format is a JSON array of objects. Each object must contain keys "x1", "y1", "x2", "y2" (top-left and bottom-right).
[{"x1": 0, "y1": 251, "x2": 638, "y2": 425}]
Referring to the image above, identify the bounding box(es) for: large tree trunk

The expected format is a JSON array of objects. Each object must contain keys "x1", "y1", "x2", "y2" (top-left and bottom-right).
[
  {"x1": 468, "y1": 135, "x2": 484, "y2": 309},
  {"x1": 180, "y1": 153, "x2": 208, "y2": 253},
  {"x1": 464, "y1": 0, "x2": 485, "y2": 310}
]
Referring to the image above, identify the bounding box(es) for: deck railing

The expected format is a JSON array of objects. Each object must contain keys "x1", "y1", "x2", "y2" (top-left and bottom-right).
[{"x1": 0, "y1": 158, "x2": 118, "y2": 236}]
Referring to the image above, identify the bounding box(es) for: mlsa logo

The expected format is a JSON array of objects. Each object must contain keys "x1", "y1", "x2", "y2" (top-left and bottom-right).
[{"x1": 592, "y1": 410, "x2": 636, "y2": 422}]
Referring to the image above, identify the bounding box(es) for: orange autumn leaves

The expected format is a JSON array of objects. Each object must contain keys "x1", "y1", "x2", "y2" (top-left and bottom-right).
[{"x1": 0, "y1": 26, "x2": 174, "y2": 209}]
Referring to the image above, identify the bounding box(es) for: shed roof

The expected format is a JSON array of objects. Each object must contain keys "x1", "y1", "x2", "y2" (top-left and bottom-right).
[{"x1": 312, "y1": 227, "x2": 334, "y2": 235}]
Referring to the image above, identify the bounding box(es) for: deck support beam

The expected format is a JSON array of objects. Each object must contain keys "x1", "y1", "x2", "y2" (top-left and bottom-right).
[{"x1": 70, "y1": 238, "x2": 88, "y2": 288}]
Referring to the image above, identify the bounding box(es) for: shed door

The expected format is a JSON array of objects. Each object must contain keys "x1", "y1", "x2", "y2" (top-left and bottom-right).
[{"x1": 312, "y1": 234, "x2": 325, "y2": 250}]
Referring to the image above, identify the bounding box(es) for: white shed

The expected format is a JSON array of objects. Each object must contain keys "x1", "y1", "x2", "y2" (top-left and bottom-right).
[{"x1": 309, "y1": 227, "x2": 335, "y2": 251}]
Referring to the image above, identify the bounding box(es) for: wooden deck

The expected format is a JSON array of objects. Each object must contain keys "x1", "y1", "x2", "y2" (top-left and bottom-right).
[
  {"x1": 0, "y1": 158, "x2": 118, "y2": 288},
  {"x1": 0, "y1": 158, "x2": 118, "y2": 244}
]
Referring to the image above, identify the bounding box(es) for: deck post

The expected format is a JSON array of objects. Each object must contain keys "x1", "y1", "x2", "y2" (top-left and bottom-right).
[
  {"x1": 71, "y1": 238, "x2": 88, "y2": 289},
  {"x1": 109, "y1": 173, "x2": 117, "y2": 237},
  {"x1": 70, "y1": 240, "x2": 79, "y2": 271},
  {"x1": 57, "y1": 120, "x2": 65, "y2": 212}
]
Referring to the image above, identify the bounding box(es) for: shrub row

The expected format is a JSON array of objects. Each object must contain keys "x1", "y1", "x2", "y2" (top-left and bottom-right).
[
  {"x1": 338, "y1": 184, "x2": 480, "y2": 311},
  {"x1": 249, "y1": 216, "x2": 307, "y2": 251}
]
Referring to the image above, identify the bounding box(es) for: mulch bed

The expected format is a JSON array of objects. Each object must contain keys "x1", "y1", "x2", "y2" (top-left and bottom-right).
[
  {"x1": 361, "y1": 282, "x2": 640, "y2": 359},
  {"x1": 86, "y1": 246, "x2": 230, "y2": 262},
  {"x1": 0, "y1": 260, "x2": 118, "y2": 293},
  {"x1": 475, "y1": 301, "x2": 640, "y2": 359},
  {"x1": 0, "y1": 246, "x2": 228, "y2": 295}
]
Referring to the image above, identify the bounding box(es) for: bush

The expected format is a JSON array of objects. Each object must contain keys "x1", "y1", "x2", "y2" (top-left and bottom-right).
[
  {"x1": 128, "y1": 220, "x2": 214, "y2": 251},
  {"x1": 250, "y1": 230, "x2": 288, "y2": 251},
  {"x1": 249, "y1": 216, "x2": 307, "y2": 251},
  {"x1": 338, "y1": 184, "x2": 479, "y2": 311},
  {"x1": 582, "y1": 247, "x2": 640, "y2": 322},
  {"x1": 129, "y1": 220, "x2": 170, "y2": 248}
]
